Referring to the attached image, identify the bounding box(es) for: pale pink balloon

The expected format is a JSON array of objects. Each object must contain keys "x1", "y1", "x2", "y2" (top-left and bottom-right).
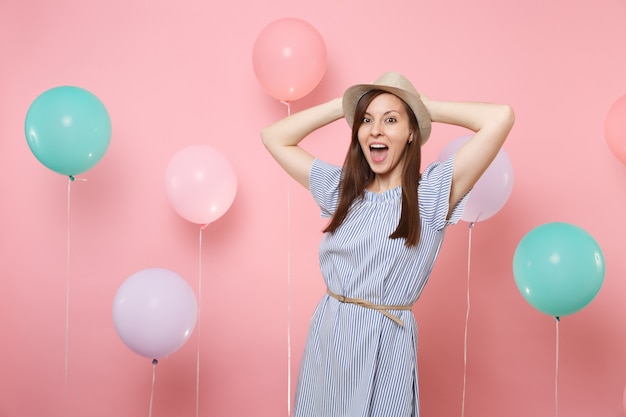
[
  {"x1": 112, "y1": 268, "x2": 198, "y2": 360},
  {"x1": 253, "y1": 18, "x2": 327, "y2": 102},
  {"x1": 165, "y1": 145, "x2": 237, "y2": 225},
  {"x1": 605, "y1": 93, "x2": 626, "y2": 165},
  {"x1": 439, "y1": 136, "x2": 514, "y2": 223}
]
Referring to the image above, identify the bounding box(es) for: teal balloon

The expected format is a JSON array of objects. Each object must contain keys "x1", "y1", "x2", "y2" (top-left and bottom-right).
[
  {"x1": 513, "y1": 222, "x2": 605, "y2": 317},
  {"x1": 25, "y1": 86, "x2": 111, "y2": 176}
]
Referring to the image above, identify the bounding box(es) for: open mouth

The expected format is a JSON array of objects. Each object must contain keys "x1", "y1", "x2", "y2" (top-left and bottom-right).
[{"x1": 370, "y1": 144, "x2": 388, "y2": 162}]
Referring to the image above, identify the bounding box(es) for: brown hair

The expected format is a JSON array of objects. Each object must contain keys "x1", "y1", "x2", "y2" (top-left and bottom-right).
[{"x1": 323, "y1": 90, "x2": 423, "y2": 246}]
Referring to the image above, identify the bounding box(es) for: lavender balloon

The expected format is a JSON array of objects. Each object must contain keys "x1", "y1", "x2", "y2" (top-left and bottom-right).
[
  {"x1": 113, "y1": 268, "x2": 198, "y2": 360},
  {"x1": 439, "y1": 135, "x2": 514, "y2": 223}
]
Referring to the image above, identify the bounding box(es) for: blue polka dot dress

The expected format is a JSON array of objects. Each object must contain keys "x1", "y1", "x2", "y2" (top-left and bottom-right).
[{"x1": 293, "y1": 155, "x2": 468, "y2": 417}]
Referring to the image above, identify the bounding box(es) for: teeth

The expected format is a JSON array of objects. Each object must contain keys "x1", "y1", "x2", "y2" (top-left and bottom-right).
[{"x1": 370, "y1": 144, "x2": 387, "y2": 149}]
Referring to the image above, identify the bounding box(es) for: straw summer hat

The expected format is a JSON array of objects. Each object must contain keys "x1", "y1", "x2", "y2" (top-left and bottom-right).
[{"x1": 342, "y1": 71, "x2": 432, "y2": 144}]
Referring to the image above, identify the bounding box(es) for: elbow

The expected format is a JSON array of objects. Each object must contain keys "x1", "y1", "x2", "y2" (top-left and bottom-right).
[
  {"x1": 500, "y1": 104, "x2": 515, "y2": 130},
  {"x1": 260, "y1": 127, "x2": 272, "y2": 149},
  {"x1": 488, "y1": 104, "x2": 515, "y2": 142}
]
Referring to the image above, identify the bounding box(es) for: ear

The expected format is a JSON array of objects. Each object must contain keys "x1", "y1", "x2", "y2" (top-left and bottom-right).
[{"x1": 408, "y1": 132, "x2": 414, "y2": 144}]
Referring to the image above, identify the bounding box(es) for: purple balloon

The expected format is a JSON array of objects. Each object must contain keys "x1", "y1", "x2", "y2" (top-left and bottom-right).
[
  {"x1": 112, "y1": 268, "x2": 198, "y2": 359},
  {"x1": 438, "y1": 135, "x2": 514, "y2": 223}
]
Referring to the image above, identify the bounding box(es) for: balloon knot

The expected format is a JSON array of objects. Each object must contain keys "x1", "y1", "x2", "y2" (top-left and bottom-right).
[
  {"x1": 152, "y1": 359, "x2": 158, "y2": 365},
  {"x1": 555, "y1": 316, "x2": 560, "y2": 322},
  {"x1": 69, "y1": 175, "x2": 75, "y2": 182}
]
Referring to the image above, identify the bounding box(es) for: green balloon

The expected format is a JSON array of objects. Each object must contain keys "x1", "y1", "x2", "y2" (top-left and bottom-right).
[
  {"x1": 513, "y1": 222, "x2": 605, "y2": 318},
  {"x1": 25, "y1": 86, "x2": 111, "y2": 176}
]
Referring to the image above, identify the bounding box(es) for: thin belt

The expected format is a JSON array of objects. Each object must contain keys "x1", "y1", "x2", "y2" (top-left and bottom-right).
[{"x1": 326, "y1": 289, "x2": 413, "y2": 326}]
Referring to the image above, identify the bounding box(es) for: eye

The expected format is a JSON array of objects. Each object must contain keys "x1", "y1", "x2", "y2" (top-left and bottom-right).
[
  {"x1": 362, "y1": 117, "x2": 371, "y2": 123},
  {"x1": 385, "y1": 117, "x2": 397, "y2": 123}
]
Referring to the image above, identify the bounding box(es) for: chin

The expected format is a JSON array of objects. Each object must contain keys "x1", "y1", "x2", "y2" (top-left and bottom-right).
[{"x1": 370, "y1": 166, "x2": 390, "y2": 175}]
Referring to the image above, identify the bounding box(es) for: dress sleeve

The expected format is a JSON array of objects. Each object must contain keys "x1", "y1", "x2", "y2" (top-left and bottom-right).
[
  {"x1": 419, "y1": 154, "x2": 470, "y2": 231},
  {"x1": 309, "y1": 158, "x2": 342, "y2": 218}
]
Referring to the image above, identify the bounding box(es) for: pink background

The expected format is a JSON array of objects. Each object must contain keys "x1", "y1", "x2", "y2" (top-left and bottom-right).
[{"x1": 1, "y1": 0, "x2": 626, "y2": 416}]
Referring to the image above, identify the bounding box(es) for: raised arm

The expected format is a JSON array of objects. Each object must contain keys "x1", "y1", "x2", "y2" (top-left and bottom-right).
[
  {"x1": 261, "y1": 98, "x2": 344, "y2": 189},
  {"x1": 423, "y1": 99, "x2": 515, "y2": 213}
]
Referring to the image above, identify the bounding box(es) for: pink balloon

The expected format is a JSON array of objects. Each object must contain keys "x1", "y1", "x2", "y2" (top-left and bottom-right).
[
  {"x1": 165, "y1": 145, "x2": 237, "y2": 225},
  {"x1": 439, "y1": 136, "x2": 514, "y2": 223},
  {"x1": 112, "y1": 268, "x2": 198, "y2": 360},
  {"x1": 253, "y1": 18, "x2": 327, "y2": 102},
  {"x1": 605, "y1": 93, "x2": 626, "y2": 165}
]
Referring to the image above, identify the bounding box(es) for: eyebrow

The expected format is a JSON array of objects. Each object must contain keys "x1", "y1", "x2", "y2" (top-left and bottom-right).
[{"x1": 364, "y1": 109, "x2": 401, "y2": 118}]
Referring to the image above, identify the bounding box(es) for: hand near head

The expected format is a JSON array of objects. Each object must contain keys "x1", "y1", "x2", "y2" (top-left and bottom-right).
[
  {"x1": 426, "y1": 99, "x2": 514, "y2": 216},
  {"x1": 261, "y1": 98, "x2": 344, "y2": 189}
]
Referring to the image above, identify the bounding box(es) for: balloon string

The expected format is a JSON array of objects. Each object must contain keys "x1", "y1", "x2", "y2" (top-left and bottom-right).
[
  {"x1": 281, "y1": 101, "x2": 292, "y2": 117},
  {"x1": 64, "y1": 175, "x2": 87, "y2": 415},
  {"x1": 64, "y1": 177, "x2": 72, "y2": 417},
  {"x1": 64, "y1": 176, "x2": 85, "y2": 416},
  {"x1": 286, "y1": 176, "x2": 292, "y2": 417},
  {"x1": 149, "y1": 359, "x2": 158, "y2": 417},
  {"x1": 461, "y1": 222, "x2": 474, "y2": 417},
  {"x1": 555, "y1": 317, "x2": 560, "y2": 417},
  {"x1": 281, "y1": 99, "x2": 292, "y2": 417},
  {"x1": 197, "y1": 225, "x2": 207, "y2": 417}
]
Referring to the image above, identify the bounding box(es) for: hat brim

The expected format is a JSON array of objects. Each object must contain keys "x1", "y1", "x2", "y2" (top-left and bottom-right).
[{"x1": 342, "y1": 84, "x2": 432, "y2": 145}]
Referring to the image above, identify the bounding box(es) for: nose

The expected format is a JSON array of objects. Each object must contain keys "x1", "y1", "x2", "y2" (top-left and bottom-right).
[{"x1": 371, "y1": 120, "x2": 383, "y2": 136}]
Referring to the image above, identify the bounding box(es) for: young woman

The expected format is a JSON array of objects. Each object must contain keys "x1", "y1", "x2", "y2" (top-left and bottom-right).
[{"x1": 261, "y1": 71, "x2": 514, "y2": 417}]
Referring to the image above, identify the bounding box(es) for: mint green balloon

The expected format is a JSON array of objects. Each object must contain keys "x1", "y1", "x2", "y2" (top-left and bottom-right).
[
  {"x1": 25, "y1": 86, "x2": 111, "y2": 176},
  {"x1": 513, "y1": 222, "x2": 605, "y2": 317}
]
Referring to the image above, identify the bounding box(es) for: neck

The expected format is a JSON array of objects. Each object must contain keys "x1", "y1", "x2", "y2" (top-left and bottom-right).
[{"x1": 367, "y1": 174, "x2": 402, "y2": 194}]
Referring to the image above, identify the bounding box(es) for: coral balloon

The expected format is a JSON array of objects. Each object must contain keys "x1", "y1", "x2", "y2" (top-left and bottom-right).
[
  {"x1": 112, "y1": 268, "x2": 198, "y2": 359},
  {"x1": 439, "y1": 136, "x2": 514, "y2": 223},
  {"x1": 165, "y1": 145, "x2": 237, "y2": 225},
  {"x1": 513, "y1": 222, "x2": 605, "y2": 318},
  {"x1": 253, "y1": 17, "x2": 327, "y2": 102},
  {"x1": 605, "y1": 93, "x2": 626, "y2": 165},
  {"x1": 25, "y1": 86, "x2": 111, "y2": 176}
]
